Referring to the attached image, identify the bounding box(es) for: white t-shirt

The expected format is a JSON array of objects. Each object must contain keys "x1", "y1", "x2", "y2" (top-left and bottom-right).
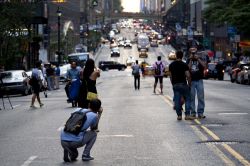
[{"x1": 32, "y1": 68, "x2": 43, "y2": 81}]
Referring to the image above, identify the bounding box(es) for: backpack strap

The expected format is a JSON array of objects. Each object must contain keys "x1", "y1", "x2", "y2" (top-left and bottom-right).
[{"x1": 79, "y1": 110, "x2": 92, "y2": 132}]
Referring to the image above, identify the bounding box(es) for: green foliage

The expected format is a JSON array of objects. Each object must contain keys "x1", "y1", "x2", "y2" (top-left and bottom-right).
[
  {"x1": 0, "y1": 2, "x2": 37, "y2": 69},
  {"x1": 204, "y1": 0, "x2": 250, "y2": 35},
  {"x1": 87, "y1": 30, "x2": 102, "y2": 51},
  {"x1": 113, "y1": 0, "x2": 124, "y2": 12}
]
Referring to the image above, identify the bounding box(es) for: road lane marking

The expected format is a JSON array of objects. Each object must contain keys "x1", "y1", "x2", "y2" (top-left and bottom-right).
[
  {"x1": 218, "y1": 113, "x2": 248, "y2": 115},
  {"x1": 13, "y1": 105, "x2": 20, "y2": 108},
  {"x1": 191, "y1": 125, "x2": 235, "y2": 166},
  {"x1": 222, "y1": 144, "x2": 250, "y2": 166},
  {"x1": 195, "y1": 121, "x2": 250, "y2": 166},
  {"x1": 159, "y1": 95, "x2": 173, "y2": 107},
  {"x1": 21, "y1": 156, "x2": 37, "y2": 166},
  {"x1": 157, "y1": 90, "x2": 250, "y2": 166},
  {"x1": 200, "y1": 125, "x2": 220, "y2": 141},
  {"x1": 99, "y1": 135, "x2": 134, "y2": 138}
]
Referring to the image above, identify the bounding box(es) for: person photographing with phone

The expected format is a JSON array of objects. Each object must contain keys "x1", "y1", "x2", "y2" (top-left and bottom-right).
[{"x1": 187, "y1": 47, "x2": 208, "y2": 119}]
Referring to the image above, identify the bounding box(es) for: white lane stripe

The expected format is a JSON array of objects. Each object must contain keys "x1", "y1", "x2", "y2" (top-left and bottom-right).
[
  {"x1": 218, "y1": 113, "x2": 248, "y2": 115},
  {"x1": 13, "y1": 105, "x2": 20, "y2": 108},
  {"x1": 21, "y1": 156, "x2": 37, "y2": 166},
  {"x1": 99, "y1": 135, "x2": 134, "y2": 138}
]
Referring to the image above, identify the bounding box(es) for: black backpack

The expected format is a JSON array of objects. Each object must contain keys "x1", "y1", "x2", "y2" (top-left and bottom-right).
[
  {"x1": 64, "y1": 110, "x2": 90, "y2": 135},
  {"x1": 155, "y1": 62, "x2": 162, "y2": 75}
]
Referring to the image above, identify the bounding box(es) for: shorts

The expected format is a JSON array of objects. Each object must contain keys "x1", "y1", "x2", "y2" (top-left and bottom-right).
[
  {"x1": 32, "y1": 84, "x2": 40, "y2": 96},
  {"x1": 155, "y1": 76, "x2": 163, "y2": 84}
]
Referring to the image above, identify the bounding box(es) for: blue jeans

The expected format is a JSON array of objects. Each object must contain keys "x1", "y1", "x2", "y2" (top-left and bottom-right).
[
  {"x1": 190, "y1": 80, "x2": 205, "y2": 115},
  {"x1": 47, "y1": 76, "x2": 54, "y2": 91},
  {"x1": 173, "y1": 83, "x2": 191, "y2": 116}
]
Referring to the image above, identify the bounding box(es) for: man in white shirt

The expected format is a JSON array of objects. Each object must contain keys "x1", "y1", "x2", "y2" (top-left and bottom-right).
[{"x1": 30, "y1": 62, "x2": 44, "y2": 108}]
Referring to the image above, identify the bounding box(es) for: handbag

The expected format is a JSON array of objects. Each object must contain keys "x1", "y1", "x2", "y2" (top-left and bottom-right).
[
  {"x1": 85, "y1": 79, "x2": 98, "y2": 100},
  {"x1": 87, "y1": 91, "x2": 98, "y2": 100}
]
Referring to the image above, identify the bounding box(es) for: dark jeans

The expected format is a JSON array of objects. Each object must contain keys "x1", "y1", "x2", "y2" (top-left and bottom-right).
[
  {"x1": 65, "y1": 83, "x2": 70, "y2": 99},
  {"x1": 134, "y1": 75, "x2": 140, "y2": 90},
  {"x1": 61, "y1": 131, "x2": 97, "y2": 160},
  {"x1": 173, "y1": 83, "x2": 191, "y2": 116}
]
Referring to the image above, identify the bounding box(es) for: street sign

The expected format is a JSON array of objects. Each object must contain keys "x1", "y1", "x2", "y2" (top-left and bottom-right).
[{"x1": 227, "y1": 26, "x2": 237, "y2": 34}]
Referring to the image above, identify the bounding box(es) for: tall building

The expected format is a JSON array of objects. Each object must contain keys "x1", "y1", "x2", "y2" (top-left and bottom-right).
[{"x1": 140, "y1": 0, "x2": 145, "y2": 12}]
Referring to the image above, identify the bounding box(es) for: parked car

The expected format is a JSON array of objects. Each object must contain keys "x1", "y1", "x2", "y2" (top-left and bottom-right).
[
  {"x1": 204, "y1": 63, "x2": 225, "y2": 80},
  {"x1": 236, "y1": 65, "x2": 250, "y2": 84},
  {"x1": 0, "y1": 70, "x2": 31, "y2": 96},
  {"x1": 139, "y1": 49, "x2": 148, "y2": 58},
  {"x1": 124, "y1": 40, "x2": 132, "y2": 48},
  {"x1": 230, "y1": 63, "x2": 250, "y2": 83},
  {"x1": 111, "y1": 47, "x2": 120, "y2": 57},
  {"x1": 150, "y1": 40, "x2": 158, "y2": 47},
  {"x1": 98, "y1": 61, "x2": 127, "y2": 71},
  {"x1": 243, "y1": 66, "x2": 250, "y2": 84}
]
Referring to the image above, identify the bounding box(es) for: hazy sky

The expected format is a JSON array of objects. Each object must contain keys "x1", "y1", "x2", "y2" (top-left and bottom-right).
[{"x1": 122, "y1": 0, "x2": 140, "y2": 12}]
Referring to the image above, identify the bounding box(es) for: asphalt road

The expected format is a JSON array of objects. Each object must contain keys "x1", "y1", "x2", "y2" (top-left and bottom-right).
[{"x1": 0, "y1": 28, "x2": 250, "y2": 166}]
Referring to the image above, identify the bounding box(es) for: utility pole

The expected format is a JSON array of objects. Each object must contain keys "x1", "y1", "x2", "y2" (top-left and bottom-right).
[{"x1": 57, "y1": 7, "x2": 62, "y2": 64}]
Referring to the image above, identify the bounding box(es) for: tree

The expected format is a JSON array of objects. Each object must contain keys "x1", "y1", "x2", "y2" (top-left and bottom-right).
[
  {"x1": 113, "y1": 0, "x2": 124, "y2": 13},
  {"x1": 0, "y1": 2, "x2": 38, "y2": 69},
  {"x1": 203, "y1": 0, "x2": 250, "y2": 36}
]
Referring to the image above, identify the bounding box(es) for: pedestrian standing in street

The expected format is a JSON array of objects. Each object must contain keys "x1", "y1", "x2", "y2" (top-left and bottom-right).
[
  {"x1": 30, "y1": 62, "x2": 44, "y2": 108},
  {"x1": 169, "y1": 51, "x2": 194, "y2": 120},
  {"x1": 79, "y1": 59, "x2": 102, "y2": 132},
  {"x1": 141, "y1": 63, "x2": 145, "y2": 78},
  {"x1": 187, "y1": 47, "x2": 208, "y2": 119},
  {"x1": 153, "y1": 56, "x2": 165, "y2": 94},
  {"x1": 65, "y1": 61, "x2": 81, "y2": 102},
  {"x1": 132, "y1": 60, "x2": 140, "y2": 90},
  {"x1": 55, "y1": 64, "x2": 60, "y2": 89},
  {"x1": 61, "y1": 99, "x2": 102, "y2": 162},
  {"x1": 46, "y1": 63, "x2": 55, "y2": 91}
]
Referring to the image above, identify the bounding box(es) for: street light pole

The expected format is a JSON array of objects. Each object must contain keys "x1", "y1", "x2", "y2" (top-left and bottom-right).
[
  {"x1": 57, "y1": 7, "x2": 62, "y2": 64},
  {"x1": 95, "y1": 15, "x2": 98, "y2": 52},
  {"x1": 92, "y1": 0, "x2": 98, "y2": 53}
]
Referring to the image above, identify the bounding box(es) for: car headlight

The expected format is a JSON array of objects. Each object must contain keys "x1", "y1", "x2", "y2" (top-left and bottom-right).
[{"x1": 146, "y1": 45, "x2": 150, "y2": 48}]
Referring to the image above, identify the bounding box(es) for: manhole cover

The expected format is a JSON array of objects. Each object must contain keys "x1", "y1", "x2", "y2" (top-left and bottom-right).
[{"x1": 198, "y1": 140, "x2": 243, "y2": 145}]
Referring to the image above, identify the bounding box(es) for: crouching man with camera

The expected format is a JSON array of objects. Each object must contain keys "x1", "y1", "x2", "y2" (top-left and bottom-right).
[{"x1": 60, "y1": 99, "x2": 103, "y2": 162}]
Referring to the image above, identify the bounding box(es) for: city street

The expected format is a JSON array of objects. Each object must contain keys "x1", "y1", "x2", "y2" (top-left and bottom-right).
[{"x1": 0, "y1": 28, "x2": 250, "y2": 166}]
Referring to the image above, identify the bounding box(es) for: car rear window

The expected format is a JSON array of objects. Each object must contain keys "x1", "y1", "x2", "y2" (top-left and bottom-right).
[
  {"x1": 208, "y1": 64, "x2": 216, "y2": 70},
  {"x1": 0, "y1": 72, "x2": 12, "y2": 79}
]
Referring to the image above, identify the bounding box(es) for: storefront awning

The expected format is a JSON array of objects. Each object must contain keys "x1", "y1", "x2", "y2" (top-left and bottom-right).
[{"x1": 239, "y1": 41, "x2": 250, "y2": 47}]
